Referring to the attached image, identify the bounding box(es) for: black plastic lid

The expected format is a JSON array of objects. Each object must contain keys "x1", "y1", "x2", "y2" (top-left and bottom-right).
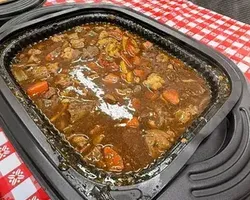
[{"x1": 0, "y1": 0, "x2": 45, "y2": 24}]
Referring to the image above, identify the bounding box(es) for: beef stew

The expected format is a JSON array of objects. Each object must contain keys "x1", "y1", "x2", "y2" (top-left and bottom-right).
[{"x1": 11, "y1": 23, "x2": 211, "y2": 172}]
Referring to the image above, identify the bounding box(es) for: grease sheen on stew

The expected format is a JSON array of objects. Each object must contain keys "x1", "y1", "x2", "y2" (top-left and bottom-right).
[{"x1": 11, "y1": 23, "x2": 211, "y2": 172}]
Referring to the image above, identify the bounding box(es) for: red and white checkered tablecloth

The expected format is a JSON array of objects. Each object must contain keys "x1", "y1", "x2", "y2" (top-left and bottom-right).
[
  {"x1": 1, "y1": 0, "x2": 250, "y2": 199},
  {"x1": 0, "y1": 129, "x2": 49, "y2": 200}
]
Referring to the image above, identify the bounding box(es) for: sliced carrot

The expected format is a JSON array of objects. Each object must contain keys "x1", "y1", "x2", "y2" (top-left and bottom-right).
[
  {"x1": 133, "y1": 69, "x2": 145, "y2": 79},
  {"x1": 27, "y1": 81, "x2": 49, "y2": 96},
  {"x1": 145, "y1": 90, "x2": 159, "y2": 100},
  {"x1": 104, "y1": 146, "x2": 124, "y2": 172},
  {"x1": 162, "y1": 89, "x2": 180, "y2": 105},
  {"x1": 143, "y1": 41, "x2": 153, "y2": 49},
  {"x1": 126, "y1": 117, "x2": 139, "y2": 128},
  {"x1": 132, "y1": 98, "x2": 141, "y2": 110},
  {"x1": 103, "y1": 73, "x2": 119, "y2": 84}
]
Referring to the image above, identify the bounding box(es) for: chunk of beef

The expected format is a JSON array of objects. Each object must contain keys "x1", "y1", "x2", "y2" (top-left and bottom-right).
[
  {"x1": 55, "y1": 74, "x2": 71, "y2": 88},
  {"x1": 47, "y1": 63, "x2": 59, "y2": 75},
  {"x1": 87, "y1": 46, "x2": 99, "y2": 58},
  {"x1": 28, "y1": 55, "x2": 40, "y2": 63},
  {"x1": 145, "y1": 129, "x2": 176, "y2": 158},
  {"x1": 143, "y1": 73, "x2": 165, "y2": 90},
  {"x1": 51, "y1": 34, "x2": 65, "y2": 42},
  {"x1": 27, "y1": 49, "x2": 41, "y2": 63},
  {"x1": 43, "y1": 87, "x2": 57, "y2": 99},
  {"x1": 81, "y1": 46, "x2": 100, "y2": 60},
  {"x1": 62, "y1": 41, "x2": 70, "y2": 48},
  {"x1": 31, "y1": 66, "x2": 49, "y2": 79},
  {"x1": 67, "y1": 33, "x2": 79, "y2": 40},
  {"x1": 68, "y1": 101, "x2": 95, "y2": 123},
  {"x1": 70, "y1": 38, "x2": 85, "y2": 49},
  {"x1": 81, "y1": 48, "x2": 90, "y2": 60},
  {"x1": 60, "y1": 47, "x2": 81, "y2": 60}
]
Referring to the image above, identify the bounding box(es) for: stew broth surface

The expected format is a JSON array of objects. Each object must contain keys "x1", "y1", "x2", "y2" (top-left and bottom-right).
[{"x1": 11, "y1": 23, "x2": 211, "y2": 172}]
